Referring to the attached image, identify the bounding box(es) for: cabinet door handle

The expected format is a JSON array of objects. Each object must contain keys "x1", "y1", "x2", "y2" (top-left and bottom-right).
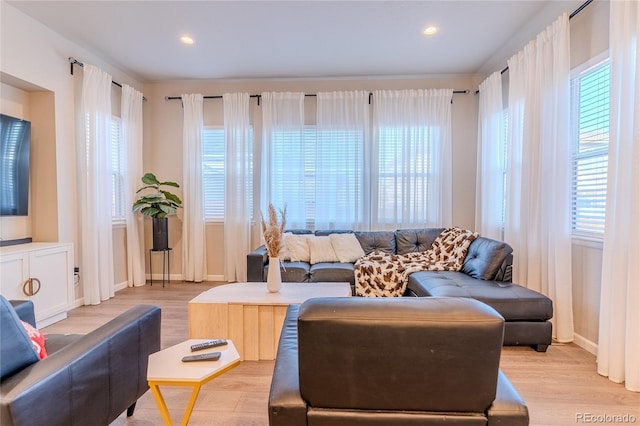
[
  {"x1": 22, "y1": 279, "x2": 32, "y2": 296},
  {"x1": 31, "y1": 278, "x2": 41, "y2": 295}
]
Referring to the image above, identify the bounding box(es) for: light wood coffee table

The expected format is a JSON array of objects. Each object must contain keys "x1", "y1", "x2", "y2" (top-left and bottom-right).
[
  {"x1": 188, "y1": 282, "x2": 351, "y2": 361},
  {"x1": 147, "y1": 339, "x2": 240, "y2": 426}
]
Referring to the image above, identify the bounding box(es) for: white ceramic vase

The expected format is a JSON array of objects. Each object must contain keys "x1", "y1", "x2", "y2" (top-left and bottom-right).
[{"x1": 267, "y1": 256, "x2": 282, "y2": 293}]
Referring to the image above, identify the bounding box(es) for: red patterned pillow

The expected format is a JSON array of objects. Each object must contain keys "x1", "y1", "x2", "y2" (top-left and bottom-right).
[{"x1": 20, "y1": 321, "x2": 47, "y2": 360}]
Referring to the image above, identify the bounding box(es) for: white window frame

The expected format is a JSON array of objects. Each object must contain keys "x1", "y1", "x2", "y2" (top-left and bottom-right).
[{"x1": 570, "y1": 52, "x2": 610, "y2": 240}]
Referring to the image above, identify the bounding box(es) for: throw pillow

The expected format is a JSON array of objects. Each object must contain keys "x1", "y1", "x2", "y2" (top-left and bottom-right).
[
  {"x1": 329, "y1": 233, "x2": 365, "y2": 263},
  {"x1": 308, "y1": 236, "x2": 340, "y2": 264},
  {"x1": 282, "y1": 233, "x2": 311, "y2": 262},
  {"x1": 21, "y1": 320, "x2": 48, "y2": 360},
  {"x1": 0, "y1": 296, "x2": 40, "y2": 380},
  {"x1": 430, "y1": 227, "x2": 479, "y2": 270}
]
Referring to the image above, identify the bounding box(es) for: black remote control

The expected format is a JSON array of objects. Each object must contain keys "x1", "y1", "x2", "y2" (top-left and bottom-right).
[
  {"x1": 182, "y1": 352, "x2": 221, "y2": 362},
  {"x1": 190, "y1": 339, "x2": 228, "y2": 352}
]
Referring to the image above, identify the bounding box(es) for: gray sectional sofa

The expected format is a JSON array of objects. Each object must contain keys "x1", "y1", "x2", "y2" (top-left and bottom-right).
[{"x1": 247, "y1": 228, "x2": 553, "y2": 352}]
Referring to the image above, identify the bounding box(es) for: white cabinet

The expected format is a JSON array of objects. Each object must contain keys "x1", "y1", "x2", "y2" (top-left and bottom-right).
[{"x1": 1, "y1": 242, "x2": 74, "y2": 327}]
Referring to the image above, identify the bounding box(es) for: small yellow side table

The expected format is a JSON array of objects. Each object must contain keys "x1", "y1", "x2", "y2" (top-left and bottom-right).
[{"x1": 147, "y1": 339, "x2": 240, "y2": 425}]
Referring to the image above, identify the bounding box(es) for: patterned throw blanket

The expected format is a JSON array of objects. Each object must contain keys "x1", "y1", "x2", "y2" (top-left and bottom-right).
[{"x1": 354, "y1": 227, "x2": 479, "y2": 297}]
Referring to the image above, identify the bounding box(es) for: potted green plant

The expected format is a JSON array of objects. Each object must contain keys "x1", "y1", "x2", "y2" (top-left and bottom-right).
[{"x1": 132, "y1": 173, "x2": 183, "y2": 250}]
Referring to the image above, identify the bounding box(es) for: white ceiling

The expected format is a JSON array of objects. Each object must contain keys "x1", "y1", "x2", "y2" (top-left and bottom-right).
[{"x1": 7, "y1": 0, "x2": 584, "y2": 83}]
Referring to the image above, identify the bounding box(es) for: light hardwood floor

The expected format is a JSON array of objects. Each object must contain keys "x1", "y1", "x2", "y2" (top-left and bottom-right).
[{"x1": 43, "y1": 282, "x2": 640, "y2": 426}]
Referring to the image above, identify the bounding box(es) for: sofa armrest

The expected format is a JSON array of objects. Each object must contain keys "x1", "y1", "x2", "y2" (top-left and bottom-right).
[
  {"x1": 487, "y1": 370, "x2": 529, "y2": 425},
  {"x1": 268, "y1": 305, "x2": 308, "y2": 426},
  {"x1": 247, "y1": 245, "x2": 268, "y2": 282},
  {"x1": 9, "y1": 300, "x2": 35, "y2": 327},
  {"x1": 0, "y1": 305, "x2": 161, "y2": 426}
]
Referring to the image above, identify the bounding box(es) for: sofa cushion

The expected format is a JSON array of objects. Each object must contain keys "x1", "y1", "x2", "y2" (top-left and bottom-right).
[
  {"x1": 314, "y1": 229, "x2": 352, "y2": 237},
  {"x1": 0, "y1": 296, "x2": 40, "y2": 380},
  {"x1": 21, "y1": 320, "x2": 47, "y2": 359},
  {"x1": 329, "y1": 233, "x2": 365, "y2": 263},
  {"x1": 354, "y1": 231, "x2": 396, "y2": 254},
  {"x1": 462, "y1": 237, "x2": 513, "y2": 280},
  {"x1": 407, "y1": 271, "x2": 553, "y2": 321},
  {"x1": 308, "y1": 236, "x2": 340, "y2": 264},
  {"x1": 309, "y1": 263, "x2": 355, "y2": 285},
  {"x1": 395, "y1": 228, "x2": 444, "y2": 254},
  {"x1": 266, "y1": 261, "x2": 310, "y2": 282},
  {"x1": 282, "y1": 233, "x2": 311, "y2": 262}
]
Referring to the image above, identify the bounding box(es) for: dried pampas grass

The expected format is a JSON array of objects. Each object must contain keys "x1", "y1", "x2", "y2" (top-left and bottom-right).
[{"x1": 261, "y1": 204, "x2": 287, "y2": 258}]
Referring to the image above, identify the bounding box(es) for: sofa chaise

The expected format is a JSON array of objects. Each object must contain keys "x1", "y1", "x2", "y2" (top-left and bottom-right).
[
  {"x1": 247, "y1": 228, "x2": 553, "y2": 351},
  {"x1": 0, "y1": 296, "x2": 161, "y2": 426},
  {"x1": 269, "y1": 297, "x2": 530, "y2": 425}
]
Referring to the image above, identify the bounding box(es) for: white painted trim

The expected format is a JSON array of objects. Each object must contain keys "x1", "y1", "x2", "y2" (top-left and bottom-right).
[
  {"x1": 114, "y1": 281, "x2": 128, "y2": 292},
  {"x1": 144, "y1": 273, "x2": 226, "y2": 283},
  {"x1": 573, "y1": 333, "x2": 598, "y2": 356},
  {"x1": 572, "y1": 235, "x2": 604, "y2": 249}
]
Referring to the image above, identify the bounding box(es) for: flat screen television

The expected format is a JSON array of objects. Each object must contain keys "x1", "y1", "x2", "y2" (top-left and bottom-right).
[{"x1": 0, "y1": 114, "x2": 31, "y2": 216}]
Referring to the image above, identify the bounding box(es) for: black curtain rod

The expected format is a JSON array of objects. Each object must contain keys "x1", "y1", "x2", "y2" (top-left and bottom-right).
[
  {"x1": 69, "y1": 57, "x2": 147, "y2": 101},
  {"x1": 497, "y1": 0, "x2": 593, "y2": 77},
  {"x1": 166, "y1": 90, "x2": 469, "y2": 106}
]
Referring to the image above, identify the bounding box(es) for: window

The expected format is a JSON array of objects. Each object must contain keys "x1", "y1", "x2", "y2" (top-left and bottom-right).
[
  {"x1": 570, "y1": 59, "x2": 610, "y2": 237},
  {"x1": 377, "y1": 126, "x2": 434, "y2": 222},
  {"x1": 110, "y1": 117, "x2": 125, "y2": 221},
  {"x1": 269, "y1": 126, "x2": 364, "y2": 227},
  {"x1": 375, "y1": 125, "x2": 443, "y2": 227},
  {"x1": 202, "y1": 127, "x2": 253, "y2": 220}
]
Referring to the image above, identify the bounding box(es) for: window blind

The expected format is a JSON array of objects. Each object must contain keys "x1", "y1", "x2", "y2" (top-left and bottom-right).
[
  {"x1": 110, "y1": 118, "x2": 124, "y2": 220},
  {"x1": 202, "y1": 127, "x2": 253, "y2": 220},
  {"x1": 269, "y1": 126, "x2": 364, "y2": 227},
  {"x1": 202, "y1": 127, "x2": 226, "y2": 219},
  {"x1": 570, "y1": 60, "x2": 610, "y2": 237},
  {"x1": 376, "y1": 126, "x2": 436, "y2": 224}
]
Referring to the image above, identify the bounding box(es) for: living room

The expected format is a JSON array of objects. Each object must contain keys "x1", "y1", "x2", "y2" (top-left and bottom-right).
[{"x1": 1, "y1": 0, "x2": 638, "y2": 425}]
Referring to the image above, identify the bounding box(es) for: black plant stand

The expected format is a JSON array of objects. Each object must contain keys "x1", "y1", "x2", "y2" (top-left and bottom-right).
[{"x1": 149, "y1": 248, "x2": 172, "y2": 287}]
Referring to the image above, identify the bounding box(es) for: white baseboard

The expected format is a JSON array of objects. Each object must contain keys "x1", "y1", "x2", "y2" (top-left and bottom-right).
[
  {"x1": 145, "y1": 273, "x2": 226, "y2": 283},
  {"x1": 573, "y1": 333, "x2": 598, "y2": 355},
  {"x1": 73, "y1": 281, "x2": 132, "y2": 307}
]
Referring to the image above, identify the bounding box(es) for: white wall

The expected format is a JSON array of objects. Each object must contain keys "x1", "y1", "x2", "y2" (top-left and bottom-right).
[
  {"x1": 1, "y1": 2, "x2": 144, "y2": 301},
  {"x1": 143, "y1": 75, "x2": 482, "y2": 280}
]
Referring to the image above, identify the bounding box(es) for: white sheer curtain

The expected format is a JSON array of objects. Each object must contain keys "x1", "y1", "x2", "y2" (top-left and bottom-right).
[
  {"x1": 315, "y1": 91, "x2": 369, "y2": 230},
  {"x1": 475, "y1": 72, "x2": 505, "y2": 240},
  {"x1": 371, "y1": 89, "x2": 453, "y2": 230},
  {"x1": 121, "y1": 85, "x2": 145, "y2": 287},
  {"x1": 261, "y1": 92, "x2": 305, "y2": 227},
  {"x1": 597, "y1": 0, "x2": 640, "y2": 392},
  {"x1": 79, "y1": 63, "x2": 114, "y2": 304},
  {"x1": 182, "y1": 93, "x2": 207, "y2": 282},
  {"x1": 504, "y1": 14, "x2": 574, "y2": 342},
  {"x1": 223, "y1": 93, "x2": 252, "y2": 282}
]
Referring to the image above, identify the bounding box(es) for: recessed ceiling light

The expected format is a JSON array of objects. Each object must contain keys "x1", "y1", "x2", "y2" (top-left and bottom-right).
[
  {"x1": 423, "y1": 26, "x2": 438, "y2": 36},
  {"x1": 180, "y1": 35, "x2": 194, "y2": 45}
]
